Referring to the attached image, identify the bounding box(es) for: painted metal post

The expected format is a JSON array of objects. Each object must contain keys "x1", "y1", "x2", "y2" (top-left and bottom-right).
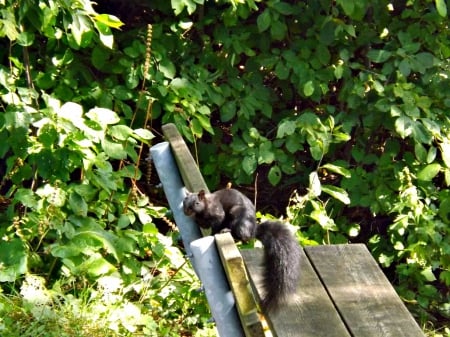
[{"x1": 150, "y1": 142, "x2": 244, "y2": 337}]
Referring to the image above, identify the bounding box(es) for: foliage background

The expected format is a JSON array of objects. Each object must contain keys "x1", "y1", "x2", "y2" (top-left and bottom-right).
[{"x1": 0, "y1": 0, "x2": 449, "y2": 335}]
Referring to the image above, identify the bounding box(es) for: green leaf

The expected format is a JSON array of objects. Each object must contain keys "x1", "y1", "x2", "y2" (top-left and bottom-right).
[
  {"x1": 272, "y1": 2, "x2": 295, "y2": 15},
  {"x1": 321, "y1": 163, "x2": 351, "y2": 178},
  {"x1": 94, "y1": 14, "x2": 124, "y2": 29},
  {"x1": 417, "y1": 163, "x2": 441, "y2": 181},
  {"x1": 86, "y1": 107, "x2": 120, "y2": 125},
  {"x1": 415, "y1": 143, "x2": 428, "y2": 163},
  {"x1": 268, "y1": 165, "x2": 282, "y2": 186},
  {"x1": 71, "y1": 14, "x2": 92, "y2": 47},
  {"x1": 270, "y1": 20, "x2": 287, "y2": 40},
  {"x1": 109, "y1": 124, "x2": 133, "y2": 140},
  {"x1": 303, "y1": 81, "x2": 314, "y2": 97},
  {"x1": 309, "y1": 171, "x2": 321, "y2": 197},
  {"x1": 118, "y1": 213, "x2": 131, "y2": 229},
  {"x1": 398, "y1": 59, "x2": 411, "y2": 77},
  {"x1": 395, "y1": 115, "x2": 413, "y2": 138},
  {"x1": 0, "y1": 239, "x2": 28, "y2": 282},
  {"x1": 321, "y1": 185, "x2": 351, "y2": 204},
  {"x1": 69, "y1": 192, "x2": 88, "y2": 217},
  {"x1": 435, "y1": 0, "x2": 447, "y2": 17},
  {"x1": 258, "y1": 141, "x2": 275, "y2": 164},
  {"x1": 221, "y1": 101, "x2": 236, "y2": 122},
  {"x1": 102, "y1": 138, "x2": 127, "y2": 160},
  {"x1": 275, "y1": 61, "x2": 290, "y2": 80},
  {"x1": 133, "y1": 128, "x2": 155, "y2": 141},
  {"x1": 439, "y1": 140, "x2": 450, "y2": 168},
  {"x1": 421, "y1": 267, "x2": 437, "y2": 282},
  {"x1": 94, "y1": 21, "x2": 114, "y2": 49},
  {"x1": 337, "y1": 0, "x2": 355, "y2": 16},
  {"x1": 277, "y1": 120, "x2": 296, "y2": 138},
  {"x1": 17, "y1": 32, "x2": 34, "y2": 46},
  {"x1": 367, "y1": 49, "x2": 392, "y2": 63},
  {"x1": 414, "y1": 52, "x2": 436, "y2": 70},
  {"x1": 83, "y1": 254, "x2": 116, "y2": 276},
  {"x1": 74, "y1": 225, "x2": 119, "y2": 261},
  {"x1": 242, "y1": 154, "x2": 257, "y2": 175},
  {"x1": 257, "y1": 9, "x2": 271, "y2": 33},
  {"x1": 316, "y1": 45, "x2": 330, "y2": 65},
  {"x1": 160, "y1": 59, "x2": 176, "y2": 79}
]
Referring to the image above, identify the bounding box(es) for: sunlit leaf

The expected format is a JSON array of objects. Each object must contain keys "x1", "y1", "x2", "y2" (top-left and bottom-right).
[
  {"x1": 321, "y1": 184, "x2": 351, "y2": 204},
  {"x1": 417, "y1": 163, "x2": 441, "y2": 181}
]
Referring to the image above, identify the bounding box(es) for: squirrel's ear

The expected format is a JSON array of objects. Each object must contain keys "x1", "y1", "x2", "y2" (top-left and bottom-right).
[
  {"x1": 183, "y1": 187, "x2": 191, "y2": 196},
  {"x1": 198, "y1": 190, "x2": 205, "y2": 200}
]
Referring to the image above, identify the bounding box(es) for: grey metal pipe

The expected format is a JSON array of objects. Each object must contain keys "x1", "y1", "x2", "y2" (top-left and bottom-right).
[
  {"x1": 191, "y1": 236, "x2": 244, "y2": 337},
  {"x1": 150, "y1": 141, "x2": 202, "y2": 263},
  {"x1": 149, "y1": 142, "x2": 244, "y2": 336}
]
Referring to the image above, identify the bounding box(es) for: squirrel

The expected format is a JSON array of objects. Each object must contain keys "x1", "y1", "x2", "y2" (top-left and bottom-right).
[{"x1": 183, "y1": 188, "x2": 301, "y2": 313}]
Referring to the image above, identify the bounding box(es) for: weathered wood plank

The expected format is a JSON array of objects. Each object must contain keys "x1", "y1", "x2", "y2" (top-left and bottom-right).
[
  {"x1": 241, "y1": 248, "x2": 351, "y2": 337},
  {"x1": 215, "y1": 233, "x2": 265, "y2": 337},
  {"x1": 305, "y1": 244, "x2": 425, "y2": 337},
  {"x1": 161, "y1": 123, "x2": 208, "y2": 194}
]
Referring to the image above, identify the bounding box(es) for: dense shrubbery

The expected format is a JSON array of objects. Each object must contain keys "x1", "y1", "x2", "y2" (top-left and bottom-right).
[{"x1": 0, "y1": 0, "x2": 449, "y2": 335}]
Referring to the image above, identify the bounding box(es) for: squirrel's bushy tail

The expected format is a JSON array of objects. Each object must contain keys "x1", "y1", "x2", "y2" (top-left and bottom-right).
[{"x1": 255, "y1": 221, "x2": 301, "y2": 313}]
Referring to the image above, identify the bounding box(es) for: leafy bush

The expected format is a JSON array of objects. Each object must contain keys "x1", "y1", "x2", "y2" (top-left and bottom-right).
[
  {"x1": 1, "y1": 0, "x2": 450, "y2": 334},
  {"x1": 136, "y1": 0, "x2": 449, "y2": 328},
  {"x1": 0, "y1": 1, "x2": 212, "y2": 335}
]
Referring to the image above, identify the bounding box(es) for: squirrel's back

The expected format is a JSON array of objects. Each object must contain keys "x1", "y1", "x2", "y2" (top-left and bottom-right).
[{"x1": 183, "y1": 188, "x2": 256, "y2": 241}]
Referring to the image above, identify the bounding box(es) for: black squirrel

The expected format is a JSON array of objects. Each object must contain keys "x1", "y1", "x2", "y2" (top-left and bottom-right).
[{"x1": 183, "y1": 188, "x2": 301, "y2": 313}]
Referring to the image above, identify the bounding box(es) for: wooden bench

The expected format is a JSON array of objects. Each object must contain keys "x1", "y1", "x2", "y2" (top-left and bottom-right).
[{"x1": 150, "y1": 123, "x2": 425, "y2": 337}]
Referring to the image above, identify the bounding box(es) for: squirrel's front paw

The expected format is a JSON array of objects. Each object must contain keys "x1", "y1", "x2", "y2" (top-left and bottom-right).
[{"x1": 219, "y1": 228, "x2": 231, "y2": 234}]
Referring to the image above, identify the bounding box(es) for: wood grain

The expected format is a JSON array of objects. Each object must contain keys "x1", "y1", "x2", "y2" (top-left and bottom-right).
[
  {"x1": 215, "y1": 233, "x2": 265, "y2": 337},
  {"x1": 305, "y1": 244, "x2": 425, "y2": 337},
  {"x1": 241, "y1": 247, "x2": 350, "y2": 337},
  {"x1": 161, "y1": 123, "x2": 208, "y2": 194}
]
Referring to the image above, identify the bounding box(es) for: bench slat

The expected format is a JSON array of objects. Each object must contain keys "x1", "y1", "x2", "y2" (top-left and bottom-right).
[
  {"x1": 304, "y1": 244, "x2": 425, "y2": 337},
  {"x1": 241, "y1": 248, "x2": 350, "y2": 337},
  {"x1": 161, "y1": 123, "x2": 209, "y2": 194},
  {"x1": 216, "y1": 233, "x2": 266, "y2": 337}
]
